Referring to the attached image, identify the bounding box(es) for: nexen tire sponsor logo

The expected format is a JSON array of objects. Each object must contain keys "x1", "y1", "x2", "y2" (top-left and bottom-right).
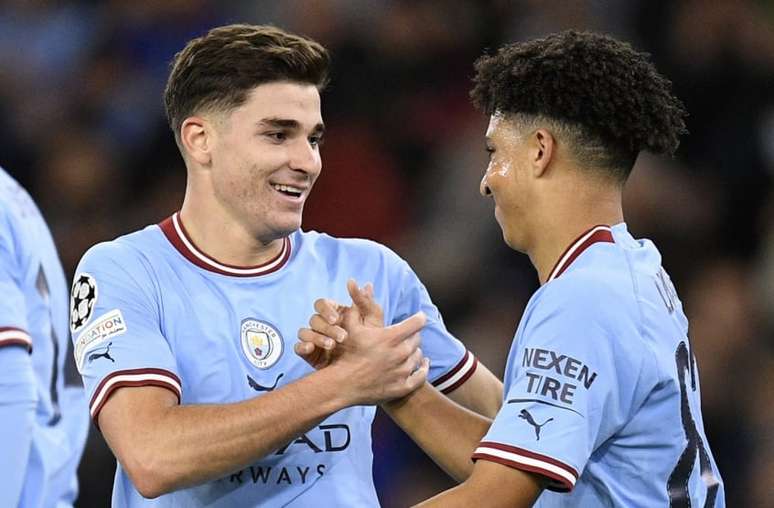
[{"x1": 75, "y1": 309, "x2": 127, "y2": 371}]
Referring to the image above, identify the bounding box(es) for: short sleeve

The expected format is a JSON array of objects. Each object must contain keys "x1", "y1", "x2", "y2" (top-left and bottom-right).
[
  {"x1": 72, "y1": 242, "x2": 181, "y2": 423},
  {"x1": 0, "y1": 218, "x2": 31, "y2": 352},
  {"x1": 389, "y1": 258, "x2": 477, "y2": 394},
  {"x1": 472, "y1": 279, "x2": 643, "y2": 492}
]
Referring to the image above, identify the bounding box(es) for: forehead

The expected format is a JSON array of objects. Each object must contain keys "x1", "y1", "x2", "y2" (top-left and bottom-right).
[
  {"x1": 486, "y1": 112, "x2": 522, "y2": 144},
  {"x1": 230, "y1": 81, "x2": 322, "y2": 127}
]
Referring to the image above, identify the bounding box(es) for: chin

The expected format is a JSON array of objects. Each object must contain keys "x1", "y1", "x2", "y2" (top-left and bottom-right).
[
  {"x1": 501, "y1": 228, "x2": 526, "y2": 254},
  {"x1": 273, "y1": 216, "x2": 303, "y2": 237}
]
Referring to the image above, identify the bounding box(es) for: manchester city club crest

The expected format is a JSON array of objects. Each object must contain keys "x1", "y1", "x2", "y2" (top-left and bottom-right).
[{"x1": 240, "y1": 318, "x2": 283, "y2": 369}]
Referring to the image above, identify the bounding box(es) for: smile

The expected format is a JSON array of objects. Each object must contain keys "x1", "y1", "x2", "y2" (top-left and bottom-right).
[{"x1": 271, "y1": 183, "x2": 304, "y2": 199}]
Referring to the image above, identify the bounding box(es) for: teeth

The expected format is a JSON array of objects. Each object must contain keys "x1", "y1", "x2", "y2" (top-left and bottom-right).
[{"x1": 272, "y1": 184, "x2": 303, "y2": 195}]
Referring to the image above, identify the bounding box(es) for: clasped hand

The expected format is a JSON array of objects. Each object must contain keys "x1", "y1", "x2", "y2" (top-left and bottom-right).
[{"x1": 296, "y1": 279, "x2": 429, "y2": 405}]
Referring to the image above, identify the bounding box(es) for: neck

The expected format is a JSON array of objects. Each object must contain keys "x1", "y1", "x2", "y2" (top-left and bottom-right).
[
  {"x1": 179, "y1": 184, "x2": 284, "y2": 268},
  {"x1": 528, "y1": 183, "x2": 623, "y2": 285}
]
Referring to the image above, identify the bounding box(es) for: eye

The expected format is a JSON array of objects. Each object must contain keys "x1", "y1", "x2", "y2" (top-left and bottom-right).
[
  {"x1": 266, "y1": 131, "x2": 287, "y2": 143},
  {"x1": 309, "y1": 134, "x2": 324, "y2": 147},
  {"x1": 485, "y1": 146, "x2": 495, "y2": 159}
]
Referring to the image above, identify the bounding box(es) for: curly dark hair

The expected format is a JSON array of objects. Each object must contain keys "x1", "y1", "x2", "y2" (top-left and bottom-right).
[
  {"x1": 164, "y1": 24, "x2": 330, "y2": 147},
  {"x1": 471, "y1": 30, "x2": 687, "y2": 179}
]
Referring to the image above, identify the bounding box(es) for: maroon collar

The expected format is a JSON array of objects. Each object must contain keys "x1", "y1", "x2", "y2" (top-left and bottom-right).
[
  {"x1": 546, "y1": 225, "x2": 614, "y2": 283},
  {"x1": 158, "y1": 212, "x2": 291, "y2": 277}
]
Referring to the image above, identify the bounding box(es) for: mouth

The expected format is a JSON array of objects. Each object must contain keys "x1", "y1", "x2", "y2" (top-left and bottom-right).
[{"x1": 271, "y1": 183, "x2": 305, "y2": 200}]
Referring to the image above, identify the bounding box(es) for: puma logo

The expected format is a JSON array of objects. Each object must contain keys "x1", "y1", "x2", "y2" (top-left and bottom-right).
[
  {"x1": 247, "y1": 373, "x2": 284, "y2": 392},
  {"x1": 519, "y1": 409, "x2": 553, "y2": 441},
  {"x1": 87, "y1": 342, "x2": 115, "y2": 364}
]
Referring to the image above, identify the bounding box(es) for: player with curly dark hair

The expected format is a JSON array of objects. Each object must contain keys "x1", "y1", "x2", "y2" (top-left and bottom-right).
[
  {"x1": 301, "y1": 30, "x2": 725, "y2": 507},
  {"x1": 470, "y1": 30, "x2": 687, "y2": 182}
]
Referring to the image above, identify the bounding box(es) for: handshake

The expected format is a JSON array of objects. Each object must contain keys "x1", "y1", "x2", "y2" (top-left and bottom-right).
[{"x1": 295, "y1": 279, "x2": 430, "y2": 406}]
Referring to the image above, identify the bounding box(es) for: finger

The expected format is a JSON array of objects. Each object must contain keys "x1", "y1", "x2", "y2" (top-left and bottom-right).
[
  {"x1": 343, "y1": 283, "x2": 363, "y2": 330},
  {"x1": 400, "y1": 346, "x2": 424, "y2": 375},
  {"x1": 401, "y1": 332, "x2": 421, "y2": 358},
  {"x1": 294, "y1": 340, "x2": 315, "y2": 356},
  {"x1": 387, "y1": 311, "x2": 426, "y2": 340},
  {"x1": 350, "y1": 282, "x2": 384, "y2": 325},
  {"x1": 346, "y1": 279, "x2": 363, "y2": 309},
  {"x1": 404, "y1": 357, "x2": 430, "y2": 391},
  {"x1": 298, "y1": 328, "x2": 337, "y2": 350},
  {"x1": 313, "y1": 298, "x2": 342, "y2": 325},
  {"x1": 309, "y1": 314, "x2": 348, "y2": 342}
]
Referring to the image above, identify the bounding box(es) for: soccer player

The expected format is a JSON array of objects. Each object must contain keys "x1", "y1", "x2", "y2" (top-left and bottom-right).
[
  {"x1": 0, "y1": 167, "x2": 89, "y2": 507},
  {"x1": 71, "y1": 24, "x2": 502, "y2": 506},
  {"x1": 301, "y1": 31, "x2": 726, "y2": 507}
]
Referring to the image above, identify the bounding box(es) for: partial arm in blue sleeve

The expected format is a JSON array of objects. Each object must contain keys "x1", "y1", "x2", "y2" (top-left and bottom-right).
[{"x1": 0, "y1": 345, "x2": 37, "y2": 507}]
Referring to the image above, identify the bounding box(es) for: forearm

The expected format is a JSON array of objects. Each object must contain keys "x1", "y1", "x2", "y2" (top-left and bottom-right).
[
  {"x1": 383, "y1": 383, "x2": 491, "y2": 482},
  {"x1": 414, "y1": 483, "x2": 479, "y2": 508},
  {"x1": 104, "y1": 366, "x2": 354, "y2": 497},
  {"x1": 446, "y1": 363, "x2": 503, "y2": 418}
]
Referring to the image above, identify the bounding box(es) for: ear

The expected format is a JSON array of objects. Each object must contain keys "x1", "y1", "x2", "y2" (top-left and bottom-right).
[
  {"x1": 530, "y1": 128, "x2": 555, "y2": 177},
  {"x1": 180, "y1": 116, "x2": 214, "y2": 166}
]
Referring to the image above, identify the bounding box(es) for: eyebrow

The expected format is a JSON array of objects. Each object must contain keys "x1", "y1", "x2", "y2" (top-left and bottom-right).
[{"x1": 258, "y1": 118, "x2": 325, "y2": 135}]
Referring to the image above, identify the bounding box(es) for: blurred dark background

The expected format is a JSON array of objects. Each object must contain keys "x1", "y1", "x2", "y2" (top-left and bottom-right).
[{"x1": 1, "y1": 0, "x2": 772, "y2": 506}]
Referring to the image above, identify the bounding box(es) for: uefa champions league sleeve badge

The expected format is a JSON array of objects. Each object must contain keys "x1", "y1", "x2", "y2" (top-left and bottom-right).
[
  {"x1": 240, "y1": 318, "x2": 284, "y2": 369},
  {"x1": 70, "y1": 273, "x2": 98, "y2": 333}
]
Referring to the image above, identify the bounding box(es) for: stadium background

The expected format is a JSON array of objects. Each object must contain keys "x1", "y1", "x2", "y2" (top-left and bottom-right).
[{"x1": 1, "y1": 1, "x2": 772, "y2": 506}]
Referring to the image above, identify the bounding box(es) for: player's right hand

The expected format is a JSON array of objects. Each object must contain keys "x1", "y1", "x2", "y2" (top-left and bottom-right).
[
  {"x1": 334, "y1": 298, "x2": 430, "y2": 405},
  {"x1": 297, "y1": 280, "x2": 429, "y2": 404}
]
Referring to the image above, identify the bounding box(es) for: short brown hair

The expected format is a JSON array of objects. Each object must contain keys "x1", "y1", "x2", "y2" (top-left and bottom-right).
[{"x1": 164, "y1": 24, "x2": 330, "y2": 145}]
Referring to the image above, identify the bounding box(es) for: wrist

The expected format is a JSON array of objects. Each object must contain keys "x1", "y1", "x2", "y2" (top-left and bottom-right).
[
  {"x1": 382, "y1": 381, "x2": 431, "y2": 414},
  {"x1": 312, "y1": 363, "x2": 362, "y2": 409}
]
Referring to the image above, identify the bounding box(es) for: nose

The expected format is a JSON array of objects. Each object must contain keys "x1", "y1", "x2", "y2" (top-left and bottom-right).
[
  {"x1": 479, "y1": 173, "x2": 492, "y2": 197},
  {"x1": 289, "y1": 138, "x2": 321, "y2": 176}
]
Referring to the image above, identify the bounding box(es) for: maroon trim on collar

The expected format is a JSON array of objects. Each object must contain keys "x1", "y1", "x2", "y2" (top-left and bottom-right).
[
  {"x1": 158, "y1": 212, "x2": 291, "y2": 277},
  {"x1": 546, "y1": 225, "x2": 614, "y2": 283}
]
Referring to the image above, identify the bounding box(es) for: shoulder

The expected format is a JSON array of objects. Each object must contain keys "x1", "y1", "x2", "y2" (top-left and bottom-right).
[
  {"x1": 540, "y1": 264, "x2": 634, "y2": 317},
  {"x1": 298, "y1": 229, "x2": 408, "y2": 267},
  {"x1": 77, "y1": 225, "x2": 163, "y2": 275},
  {"x1": 525, "y1": 260, "x2": 644, "y2": 358}
]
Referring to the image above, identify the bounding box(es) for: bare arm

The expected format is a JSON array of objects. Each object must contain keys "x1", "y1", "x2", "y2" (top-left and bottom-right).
[
  {"x1": 100, "y1": 303, "x2": 428, "y2": 499},
  {"x1": 382, "y1": 382, "x2": 492, "y2": 481},
  {"x1": 299, "y1": 287, "x2": 503, "y2": 419},
  {"x1": 445, "y1": 362, "x2": 503, "y2": 418},
  {"x1": 413, "y1": 459, "x2": 543, "y2": 507},
  {"x1": 101, "y1": 367, "x2": 355, "y2": 498},
  {"x1": 298, "y1": 285, "x2": 503, "y2": 480}
]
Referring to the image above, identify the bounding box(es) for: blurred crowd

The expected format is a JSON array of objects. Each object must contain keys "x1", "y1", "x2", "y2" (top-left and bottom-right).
[{"x1": 1, "y1": 0, "x2": 772, "y2": 506}]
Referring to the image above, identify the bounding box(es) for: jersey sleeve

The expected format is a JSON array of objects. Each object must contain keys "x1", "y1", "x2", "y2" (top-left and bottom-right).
[
  {"x1": 472, "y1": 278, "x2": 645, "y2": 492},
  {"x1": 388, "y1": 257, "x2": 476, "y2": 394},
  {"x1": 72, "y1": 241, "x2": 181, "y2": 424},
  {"x1": 0, "y1": 215, "x2": 32, "y2": 352}
]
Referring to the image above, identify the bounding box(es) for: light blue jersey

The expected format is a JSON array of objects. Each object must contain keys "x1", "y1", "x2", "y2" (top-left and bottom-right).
[
  {"x1": 73, "y1": 211, "x2": 477, "y2": 507},
  {"x1": 0, "y1": 168, "x2": 88, "y2": 508},
  {"x1": 472, "y1": 224, "x2": 724, "y2": 507}
]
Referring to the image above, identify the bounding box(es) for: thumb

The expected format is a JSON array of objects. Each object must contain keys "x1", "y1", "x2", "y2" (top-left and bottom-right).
[
  {"x1": 351, "y1": 282, "x2": 384, "y2": 326},
  {"x1": 341, "y1": 299, "x2": 362, "y2": 331},
  {"x1": 387, "y1": 311, "x2": 426, "y2": 340}
]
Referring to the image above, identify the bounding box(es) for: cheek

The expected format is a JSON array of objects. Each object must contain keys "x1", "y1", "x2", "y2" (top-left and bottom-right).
[
  {"x1": 486, "y1": 170, "x2": 507, "y2": 197},
  {"x1": 491, "y1": 159, "x2": 513, "y2": 179}
]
